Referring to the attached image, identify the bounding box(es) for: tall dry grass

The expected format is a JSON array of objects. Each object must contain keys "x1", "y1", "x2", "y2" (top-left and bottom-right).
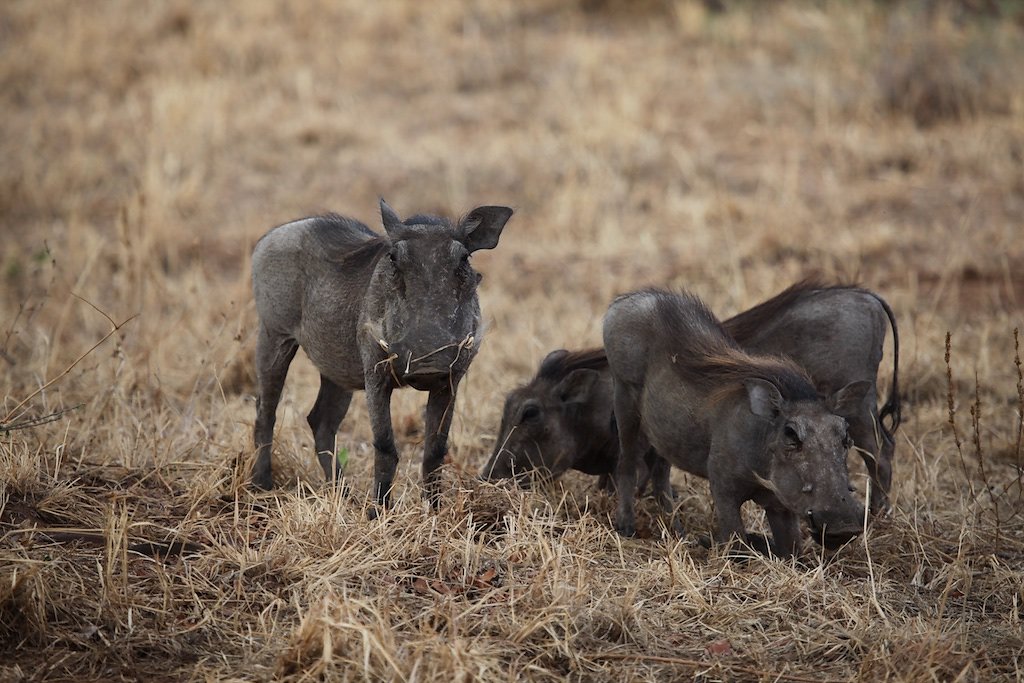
[{"x1": 2, "y1": 0, "x2": 1023, "y2": 680}]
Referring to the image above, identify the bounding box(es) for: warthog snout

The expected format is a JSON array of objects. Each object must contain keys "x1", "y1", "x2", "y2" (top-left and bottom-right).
[
  {"x1": 481, "y1": 446, "x2": 536, "y2": 487},
  {"x1": 806, "y1": 502, "x2": 866, "y2": 549},
  {"x1": 390, "y1": 343, "x2": 461, "y2": 388},
  {"x1": 388, "y1": 328, "x2": 474, "y2": 384}
]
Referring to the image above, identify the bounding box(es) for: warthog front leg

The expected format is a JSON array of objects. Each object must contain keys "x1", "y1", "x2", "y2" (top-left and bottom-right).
[
  {"x1": 852, "y1": 408, "x2": 894, "y2": 515},
  {"x1": 306, "y1": 375, "x2": 354, "y2": 485},
  {"x1": 365, "y1": 378, "x2": 398, "y2": 514},
  {"x1": 765, "y1": 507, "x2": 801, "y2": 559},
  {"x1": 252, "y1": 327, "x2": 298, "y2": 490},
  {"x1": 709, "y1": 478, "x2": 748, "y2": 552},
  {"x1": 422, "y1": 381, "x2": 459, "y2": 506}
]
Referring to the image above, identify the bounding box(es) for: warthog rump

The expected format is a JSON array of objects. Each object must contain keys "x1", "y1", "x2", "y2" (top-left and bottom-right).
[{"x1": 251, "y1": 199, "x2": 512, "y2": 508}]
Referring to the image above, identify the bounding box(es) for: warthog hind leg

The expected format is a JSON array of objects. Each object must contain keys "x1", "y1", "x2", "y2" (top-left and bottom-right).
[
  {"x1": 252, "y1": 327, "x2": 298, "y2": 490},
  {"x1": 307, "y1": 375, "x2": 354, "y2": 485}
]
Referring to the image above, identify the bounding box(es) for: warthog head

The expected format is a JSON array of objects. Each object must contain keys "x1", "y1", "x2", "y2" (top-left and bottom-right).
[
  {"x1": 481, "y1": 355, "x2": 603, "y2": 484},
  {"x1": 367, "y1": 199, "x2": 512, "y2": 390},
  {"x1": 745, "y1": 378, "x2": 872, "y2": 548}
]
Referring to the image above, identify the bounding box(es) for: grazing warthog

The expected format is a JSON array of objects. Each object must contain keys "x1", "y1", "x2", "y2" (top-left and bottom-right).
[
  {"x1": 482, "y1": 280, "x2": 900, "y2": 514},
  {"x1": 725, "y1": 280, "x2": 900, "y2": 513},
  {"x1": 251, "y1": 199, "x2": 513, "y2": 508},
  {"x1": 604, "y1": 289, "x2": 870, "y2": 557},
  {"x1": 479, "y1": 348, "x2": 666, "y2": 492},
  {"x1": 481, "y1": 349, "x2": 615, "y2": 484}
]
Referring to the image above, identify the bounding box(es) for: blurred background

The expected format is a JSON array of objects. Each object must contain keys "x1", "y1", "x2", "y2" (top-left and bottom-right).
[{"x1": 2, "y1": 0, "x2": 1023, "y2": 498}]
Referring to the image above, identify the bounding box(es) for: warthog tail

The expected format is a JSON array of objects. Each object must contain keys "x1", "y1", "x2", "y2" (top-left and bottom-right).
[{"x1": 873, "y1": 292, "x2": 901, "y2": 433}]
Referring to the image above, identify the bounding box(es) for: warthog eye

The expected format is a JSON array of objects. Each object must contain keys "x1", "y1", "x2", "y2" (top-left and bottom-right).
[
  {"x1": 842, "y1": 431, "x2": 854, "y2": 450},
  {"x1": 784, "y1": 424, "x2": 802, "y2": 450},
  {"x1": 521, "y1": 404, "x2": 541, "y2": 423}
]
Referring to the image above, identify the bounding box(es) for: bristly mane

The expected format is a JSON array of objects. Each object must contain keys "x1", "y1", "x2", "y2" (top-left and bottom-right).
[
  {"x1": 723, "y1": 277, "x2": 861, "y2": 345},
  {"x1": 307, "y1": 213, "x2": 388, "y2": 266},
  {"x1": 644, "y1": 288, "x2": 819, "y2": 402},
  {"x1": 537, "y1": 348, "x2": 609, "y2": 381}
]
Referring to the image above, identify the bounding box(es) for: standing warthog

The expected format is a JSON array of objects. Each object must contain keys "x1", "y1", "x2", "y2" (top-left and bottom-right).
[
  {"x1": 481, "y1": 280, "x2": 900, "y2": 513},
  {"x1": 604, "y1": 288, "x2": 870, "y2": 557},
  {"x1": 251, "y1": 199, "x2": 513, "y2": 508}
]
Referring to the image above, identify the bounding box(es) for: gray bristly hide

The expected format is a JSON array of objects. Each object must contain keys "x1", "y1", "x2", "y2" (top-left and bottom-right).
[
  {"x1": 479, "y1": 280, "x2": 900, "y2": 517},
  {"x1": 251, "y1": 199, "x2": 513, "y2": 510},
  {"x1": 603, "y1": 288, "x2": 870, "y2": 559},
  {"x1": 724, "y1": 279, "x2": 900, "y2": 514}
]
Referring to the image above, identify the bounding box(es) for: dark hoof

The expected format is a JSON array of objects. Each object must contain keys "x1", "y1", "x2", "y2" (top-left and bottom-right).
[
  {"x1": 251, "y1": 473, "x2": 273, "y2": 491},
  {"x1": 616, "y1": 524, "x2": 637, "y2": 538},
  {"x1": 663, "y1": 519, "x2": 686, "y2": 539},
  {"x1": 869, "y1": 499, "x2": 893, "y2": 519},
  {"x1": 696, "y1": 534, "x2": 713, "y2": 550},
  {"x1": 744, "y1": 533, "x2": 774, "y2": 557},
  {"x1": 422, "y1": 486, "x2": 443, "y2": 510}
]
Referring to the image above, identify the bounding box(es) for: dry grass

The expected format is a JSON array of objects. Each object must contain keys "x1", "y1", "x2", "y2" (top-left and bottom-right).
[{"x1": 2, "y1": 0, "x2": 1024, "y2": 680}]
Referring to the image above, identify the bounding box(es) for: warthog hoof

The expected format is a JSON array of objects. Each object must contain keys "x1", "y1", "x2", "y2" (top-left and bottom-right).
[
  {"x1": 251, "y1": 472, "x2": 274, "y2": 491},
  {"x1": 615, "y1": 522, "x2": 637, "y2": 538},
  {"x1": 869, "y1": 496, "x2": 893, "y2": 518}
]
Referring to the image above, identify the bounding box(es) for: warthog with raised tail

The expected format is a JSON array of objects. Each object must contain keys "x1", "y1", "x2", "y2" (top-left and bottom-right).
[
  {"x1": 251, "y1": 199, "x2": 512, "y2": 508},
  {"x1": 481, "y1": 280, "x2": 899, "y2": 514},
  {"x1": 604, "y1": 288, "x2": 870, "y2": 557}
]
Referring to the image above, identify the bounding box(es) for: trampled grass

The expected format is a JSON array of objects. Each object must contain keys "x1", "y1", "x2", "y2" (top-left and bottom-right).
[{"x1": 2, "y1": 1, "x2": 1023, "y2": 680}]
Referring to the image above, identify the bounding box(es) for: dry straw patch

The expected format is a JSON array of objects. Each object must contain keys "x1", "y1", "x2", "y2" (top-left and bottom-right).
[{"x1": 2, "y1": 0, "x2": 1024, "y2": 680}]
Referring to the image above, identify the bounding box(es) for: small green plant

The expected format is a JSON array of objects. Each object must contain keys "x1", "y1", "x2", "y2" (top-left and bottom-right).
[{"x1": 336, "y1": 446, "x2": 350, "y2": 471}]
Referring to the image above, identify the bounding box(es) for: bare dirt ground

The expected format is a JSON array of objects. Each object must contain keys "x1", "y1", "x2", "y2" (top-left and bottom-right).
[{"x1": 2, "y1": 1, "x2": 1023, "y2": 680}]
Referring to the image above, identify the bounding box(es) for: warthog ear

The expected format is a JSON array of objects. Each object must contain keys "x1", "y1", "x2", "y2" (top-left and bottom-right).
[
  {"x1": 538, "y1": 349, "x2": 571, "y2": 376},
  {"x1": 744, "y1": 378, "x2": 783, "y2": 419},
  {"x1": 379, "y1": 198, "x2": 404, "y2": 238},
  {"x1": 457, "y1": 206, "x2": 513, "y2": 252},
  {"x1": 555, "y1": 368, "x2": 600, "y2": 406},
  {"x1": 827, "y1": 380, "x2": 872, "y2": 418}
]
